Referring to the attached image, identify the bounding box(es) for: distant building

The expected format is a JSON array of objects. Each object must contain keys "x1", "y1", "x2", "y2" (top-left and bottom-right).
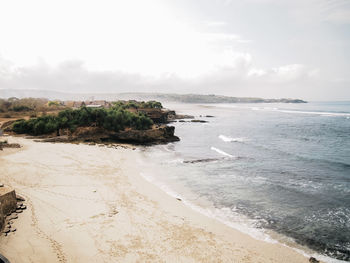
[
  {"x1": 86, "y1": 104, "x2": 102, "y2": 108},
  {"x1": 71, "y1": 100, "x2": 111, "y2": 109}
]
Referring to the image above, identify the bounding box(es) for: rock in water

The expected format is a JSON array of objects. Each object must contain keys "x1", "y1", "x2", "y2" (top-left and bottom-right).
[{"x1": 309, "y1": 257, "x2": 320, "y2": 263}]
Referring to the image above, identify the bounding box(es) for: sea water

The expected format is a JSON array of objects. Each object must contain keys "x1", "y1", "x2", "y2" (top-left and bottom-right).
[{"x1": 138, "y1": 101, "x2": 350, "y2": 262}]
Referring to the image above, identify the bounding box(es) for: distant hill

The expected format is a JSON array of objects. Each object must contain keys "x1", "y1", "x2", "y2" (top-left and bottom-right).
[
  {"x1": 117, "y1": 93, "x2": 307, "y2": 104},
  {"x1": 0, "y1": 89, "x2": 307, "y2": 103}
]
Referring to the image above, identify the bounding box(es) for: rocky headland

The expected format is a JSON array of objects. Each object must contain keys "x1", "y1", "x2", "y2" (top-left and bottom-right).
[{"x1": 0, "y1": 102, "x2": 186, "y2": 145}]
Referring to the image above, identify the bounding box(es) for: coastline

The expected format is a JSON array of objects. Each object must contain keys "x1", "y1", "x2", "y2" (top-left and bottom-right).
[{"x1": 0, "y1": 136, "x2": 312, "y2": 262}]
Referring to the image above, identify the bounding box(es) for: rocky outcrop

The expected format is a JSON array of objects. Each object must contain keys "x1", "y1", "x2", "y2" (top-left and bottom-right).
[
  {"x1": 42, "y1": 125, "x2": 179, "y2": 144},
  {"x1": 190, "y1": 120, "x2": 208, "y2": 123},
  {"x1": 114, "y1": 126, "x2": 179, "y2": 143},
  {"x1": 127, "y1": 108, "x2": 174, "y2": 123},
  {"x1": 0, "y1": 120, "x2": 18, "y2": 131},
  {"x1": 129, "y1": 108, "x2": 195, "y2": 123},
  {"x1": 0, "y1": 142, "x2": 21, "y2": 151},
  {"x1": 309, "y1": 257, "x2": 320, "y2": 263}
]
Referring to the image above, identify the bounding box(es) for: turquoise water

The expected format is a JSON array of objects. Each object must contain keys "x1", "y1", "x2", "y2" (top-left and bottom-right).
[{"x1": 140, "y1": 102, "x2": 350, "y2": 261}]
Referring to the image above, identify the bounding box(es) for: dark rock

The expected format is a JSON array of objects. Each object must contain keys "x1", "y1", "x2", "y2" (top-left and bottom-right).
[
  {"x1": 309, "y1": 257, "x2": 320, "y2": 263},
  {"x1": 184, "y1": 158, "x2": 220, "y2": 164},
  {"x1": 0, "y1": 253, "x2": 10, "y2": 262},
  {"x1": 4, "y1": 143, "x2": 20, "y2": 148},
  {"x1": 190, "y1": 120, "x2": 208, "y2": 123},
  {"x1": 133, "y1": 108, "x2": 170, "y2": 123},
  {"x1": 114, "y1": 126, "x2": 180, "y2": 144},
  {"x1": 16, "y1": 194, "x2": 25, "y2": 201},
  {"x1": 176, "y1": 198, "x2": 182, "y2": 201},
  {"x1": 174, "y1": 114, "x2": 194, "y2": 119},
  {"x1": 205, "y1": 115, "x2": 214, "y2": 117},
  {"x1": 42, "y1": 125, "x2": 180, "y2": 145}
]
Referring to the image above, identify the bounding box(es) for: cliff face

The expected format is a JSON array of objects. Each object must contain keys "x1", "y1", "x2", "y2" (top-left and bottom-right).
[
  {"x1": 114, "y1": 126, "x2": 179, "y2": 143},
  {"x1": 54, "y1": 125, "x2": 179, "y2": 144},
  {"x1": 128, "y1": 108, "x2": 175, "y2": 124}
]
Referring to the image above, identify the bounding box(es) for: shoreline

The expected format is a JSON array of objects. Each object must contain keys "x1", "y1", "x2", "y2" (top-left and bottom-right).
[
  {"x1": 139, "y1": 167, "x2": 345, "y2": 263},
  {"x1": 0, "y1": 136, "x2": 313, "y2": 262}
]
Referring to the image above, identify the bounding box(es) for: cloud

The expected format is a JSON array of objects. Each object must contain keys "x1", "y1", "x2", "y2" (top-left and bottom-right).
[
  {"x1": 205, "y1": 21, "x2": 227, "y2": 27},
  {"x1": 201, "y1": 33, "x2": 252, "y2": 44},
  {"x1": 0, "y1": 55, "x2": 323, "y2": 100},
  {"x1": 324, "y1": 9, "x2": 350, "y2": 24},
  {"x1": 248, "y1": 64, "x2": 319, "y2": 83}
]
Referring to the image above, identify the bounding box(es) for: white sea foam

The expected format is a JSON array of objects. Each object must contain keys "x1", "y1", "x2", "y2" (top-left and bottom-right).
[
  {"x1": 219, "y1": 135, "x2": 245, "y2": 143},
  {"x1": 210, "y1": 147, "x2": 234, "y2": 158},
  {"x1": 166, "y1": 158, "x2": 184, "y2": 164},
  {"x1": 140, "y1": 172, "x2": 182, "y2": 200},
  {"x1": 139, "y1": 172, "x2": 346, "y2": 263},
  {"x1": 277, "y1": 109, "x2": 350, "y2": 116},
  {"x1": 139, "y1": 172, "x2": 274, "y2": 243},
  {"x1": 250, "y1": 107, "x2": 350, "y2": 117}
]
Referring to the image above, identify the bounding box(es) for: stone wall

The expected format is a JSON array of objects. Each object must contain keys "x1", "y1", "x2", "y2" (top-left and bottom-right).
[{"x1": 0, "y1": 187, "x2": 17, "y2": 231}]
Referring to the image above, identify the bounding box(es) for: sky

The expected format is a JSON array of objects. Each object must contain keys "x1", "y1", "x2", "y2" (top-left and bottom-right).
[{"x1": 0, "y1": 0, "x2": 349, "y2": 100}]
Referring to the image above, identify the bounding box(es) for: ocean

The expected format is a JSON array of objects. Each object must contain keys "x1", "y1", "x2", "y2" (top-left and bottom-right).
[{"x1": 137, "y1": 102, "x2": 350, "y2": 262}]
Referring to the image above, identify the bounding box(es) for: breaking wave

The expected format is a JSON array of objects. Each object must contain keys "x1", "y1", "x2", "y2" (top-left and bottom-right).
[
  {"x1": 219, "y1": 135, "x2": 245, "y2": 142},
  {"x1": 210, "y1": 147, "x2": 234, "y2": 158}
]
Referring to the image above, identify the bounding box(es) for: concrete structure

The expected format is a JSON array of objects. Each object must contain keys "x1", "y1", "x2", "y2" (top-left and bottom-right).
[
  {"x1": 0, "y1": 186, "x2": 17, "y2": 231},
  {"x1": 72, "y1": 100, "x2": 111, "y2": 109}
]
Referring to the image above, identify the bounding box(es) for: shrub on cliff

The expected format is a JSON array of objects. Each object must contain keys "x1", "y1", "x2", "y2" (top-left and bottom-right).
[
  {"x1": 12, "y1": 107, "x2": 153, "y2": 135},
  {"x1": 111, "y1": 100, "x2": 163, "y2": 110}
]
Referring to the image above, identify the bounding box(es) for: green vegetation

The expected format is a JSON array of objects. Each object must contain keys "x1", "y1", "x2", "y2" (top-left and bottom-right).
[
  {"x1": 12, "y1": 105, "x2": 153, "y2": 135},
  {"x1": 0, "y1": 97, "x2": 47, "y2": 112},
  {"x1": 12, "y1": 105, "x2": 32, "y2": 112},
  {"x1": 48, "y1": 101, "x2": 61, "y2": 107},
  {"x1": 0, "y1": 98, "x2": 66, "y2": 118},
  {"x1": 112, "y1": 100, "x2": 163, "y2": 109}
]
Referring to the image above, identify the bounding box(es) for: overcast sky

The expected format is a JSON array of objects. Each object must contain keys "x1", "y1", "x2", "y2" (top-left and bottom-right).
[{"x1": 0, "y1": 0, "x2": 349, "y2": 100}]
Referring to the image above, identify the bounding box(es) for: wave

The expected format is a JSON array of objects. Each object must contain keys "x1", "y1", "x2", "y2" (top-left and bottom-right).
[
  {"x1": 139, "y1": 171, "x2": 345, "y2": 263},
  {"x1": 250, "y1": 107, "x2": 350, "y2": 117},
  {"x1": 210, "y1": 147, "x2": 234, "y2": 158},
  {"x1": 139, "y1": 173, "x2": 274, "y2": 243},
  {"x1": 251, "y1": 107, "x2": 278, "y2": 111},
  {"x1": 278, "y1": 109, "x2": 350, "y2": 117},
  {"x1": 219, "y1": 135, "x2": 245, "y2": 143}
]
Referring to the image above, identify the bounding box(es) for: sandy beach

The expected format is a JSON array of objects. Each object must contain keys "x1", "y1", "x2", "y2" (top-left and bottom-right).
[{"x1": 0, "y1": 136, "x2": 311, "y2": 263}]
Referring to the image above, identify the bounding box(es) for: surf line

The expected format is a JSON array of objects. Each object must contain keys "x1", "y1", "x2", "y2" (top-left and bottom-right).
[{"x1": 210, "y1": 147, "x2": 234, "y2": 158}]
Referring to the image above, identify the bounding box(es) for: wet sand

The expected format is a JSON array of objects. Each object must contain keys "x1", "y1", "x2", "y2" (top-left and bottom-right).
[{"x1": 0, "y1": 137, "x2": 311, "y2": 262}]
